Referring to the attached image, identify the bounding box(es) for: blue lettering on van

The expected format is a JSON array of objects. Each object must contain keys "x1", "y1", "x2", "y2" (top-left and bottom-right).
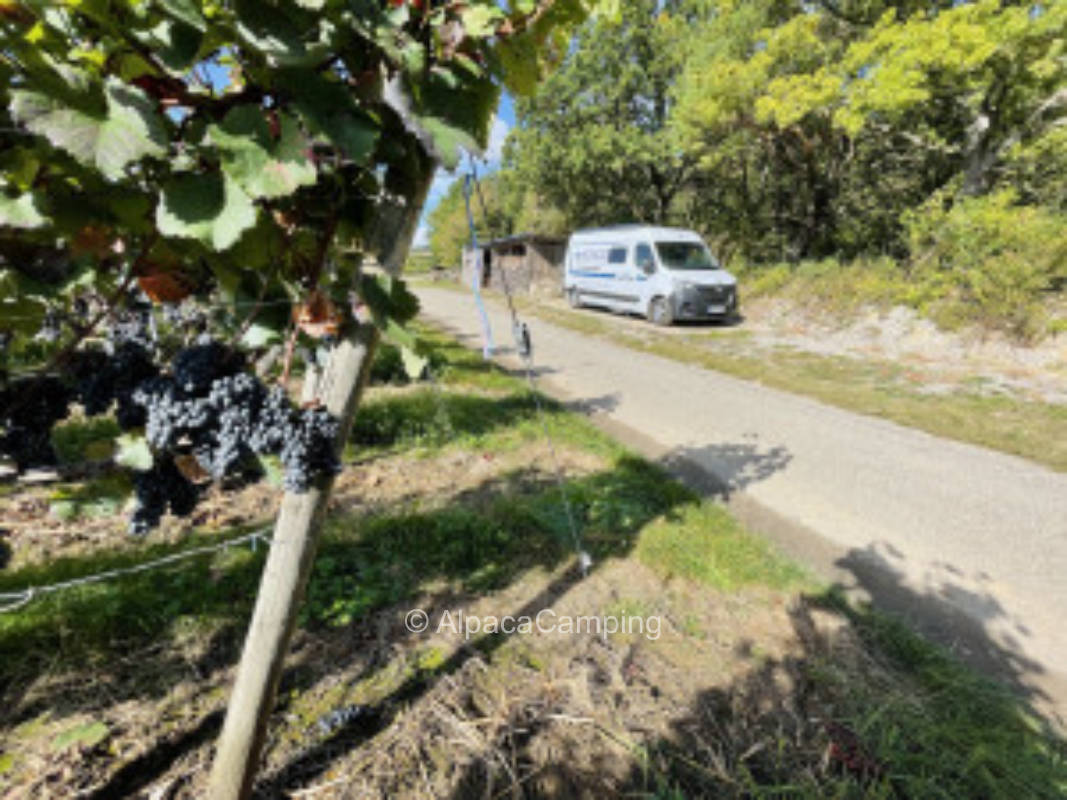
[{"x1": 569, "y1": 269, "x2": 616, "y2": 278}]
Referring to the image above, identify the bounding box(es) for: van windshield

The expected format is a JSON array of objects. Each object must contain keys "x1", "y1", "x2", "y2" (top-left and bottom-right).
[{"x1": 654, "y1": 242, "x2": 719, "y2": 270}]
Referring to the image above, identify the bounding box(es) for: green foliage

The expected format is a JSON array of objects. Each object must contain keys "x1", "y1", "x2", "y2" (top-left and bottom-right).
[
  {"x1": 0, "y1": 0, "x2": 606, "y2": 371},
  {"x1": 49, "y1": 473, "x2": 133, "y2": 522},
  {"x1": 905, "y1": 191, "x2": 1067, "y2": 339},
  {"x1": 425, "y1": 170, "x2": 563, "y2": 270},
  {"x1": 50, "y1": 416, "x2": 121, "y2": 465},
  {"x1": 807, "y1": 591, "x2": 1067, "y2": 800},
  {"x1": 510, "y1": 0, "x2": 694, "y2": 227}
]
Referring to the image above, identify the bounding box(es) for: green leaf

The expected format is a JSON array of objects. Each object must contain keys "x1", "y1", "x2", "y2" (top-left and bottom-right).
[
  {"x1": 277, "y1": 70, "x2": 379, "y2": 162},
  {"x1": 140, "y1": 19, "x2": 204, "y2": 72},
  {"x1": 209, "y1": 107, "x2": 317, "y2": 199},
  {"x1": 157, "y1": 171, "x2": 256, "y2": 250},
  {"x1": 11, "y1": 78, "x2": 167, "y2": 182},
  {"x1": 0, "y1": 191, "x2": 46, "y2": 229},
  {"x1": 420, "y1": 116, "x2": 481, "y2": 169},
  {"x1": 241, "y1": 321, "x2": 283, "y2": 348},
  {"x1": 114, "y1": 435, "x2": 153, "y2": 471},
  {"x1": 157, "y1": 0, "x2": 207, "y2": 32},
  {"x1": 400, "y1": 345, "x2": 429, "y2": 380},
  {"x1": 234, "y1": 0, "x2": 322, "y2": 67},
  {"x1": 461, "y1": 4, "x2": 504, "y2": 37},
  {"x1": 52, "y1": 721, "x2": 109, "y2": 751}
]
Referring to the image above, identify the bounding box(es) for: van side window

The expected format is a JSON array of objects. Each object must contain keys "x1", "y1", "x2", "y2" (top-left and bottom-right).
[
  {"x1": 608, "y1": 247, "x2": 627, "y2": 265},
  {"x1": 635, "y1": 243, "x2": 654, "y2": 271}
]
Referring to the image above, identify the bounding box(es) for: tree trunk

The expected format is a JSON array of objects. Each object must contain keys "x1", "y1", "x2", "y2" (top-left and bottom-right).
[{"x1": 207, "y1": 154, "x2": 433, "y2": 800}]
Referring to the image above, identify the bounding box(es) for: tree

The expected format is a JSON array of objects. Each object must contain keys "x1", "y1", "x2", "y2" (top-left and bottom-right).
[
  {"x1": 671, "y1": 0, "x2": 1067, "y2": 260},
  {"x1": 0, "y1": 0, "x2": 605, "y2": 796},
  {"x1": 427, "y1": 168, "x2": 567, "y2": 268},
  {"x1": 510, "y1": 0, "x2": 695, "y2": 227}
]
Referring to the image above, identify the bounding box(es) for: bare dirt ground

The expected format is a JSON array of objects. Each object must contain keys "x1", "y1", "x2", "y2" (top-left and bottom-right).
[
  {"x1": 532, "y1": 292, "x2": 1067, "y2": 404},
  {"x1": 739, "y1": 297, "x2": 1067, "y2": 404}
]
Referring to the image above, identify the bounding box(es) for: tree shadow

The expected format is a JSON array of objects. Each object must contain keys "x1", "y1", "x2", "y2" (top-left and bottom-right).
[
  {"x1": 659, "y1": 440, "x2": 793, "y2": 499},
  {"x1": 250, "y1": 456, "x2": 694, "y2": 796},
  {"x1": 0, "y1": 446, "x2": 694, "y2": 796},
  {"x1": 833, "y1": 542, "x2": 1062, "y2": 724},
  {"x1": 617, "y1": 583, "x2": 1067, "y2": 799},
  {"x1": 566, "y1": 392, "x2": 621, "y2": 416},
  {"x1": 438, "y1": 580, "x2": 1067, "y2": 799}
]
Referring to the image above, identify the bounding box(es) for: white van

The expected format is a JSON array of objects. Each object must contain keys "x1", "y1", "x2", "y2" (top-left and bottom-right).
[{"x1": 562, "y1": 225, "x2": 737, "y2": 325}]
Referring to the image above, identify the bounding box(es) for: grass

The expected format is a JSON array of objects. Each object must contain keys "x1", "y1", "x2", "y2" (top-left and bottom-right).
[
  {"x1": 636, "y1": 502, "x2": 808, "y2": 592},
  {"x1": 805, "y1": 591, "x2": 1067, "y2": 800},
  {"x1": 638, "y1": 590, "x2": 1067, "y2": 799},
  {"x1": 521, "y1": 302, "x2": 1067, "y2": 472}
]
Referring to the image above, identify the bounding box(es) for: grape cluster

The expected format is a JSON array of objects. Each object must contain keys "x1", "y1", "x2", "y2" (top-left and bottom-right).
[
  {"x1": 124, "y1": 340, "x2": 340, "y2": 532},
  {"x1": 129, "y1": 454, "x2": 199, "y2": 536},
  {"x1": 70, "y1": 341, "x2": 159, "y2": 427},
  {"x1": 280, "y1": 407, "x2": 340, "y2": 492},
  {"x1": 36, "y1": 309, "x2": 62, "y2": 344},
  {"x1": 4, "y1": 330, "x2": 340, "y2": 535},
  {"x1": 0, "y1": 376, "x2": 72, "y2": 470}
]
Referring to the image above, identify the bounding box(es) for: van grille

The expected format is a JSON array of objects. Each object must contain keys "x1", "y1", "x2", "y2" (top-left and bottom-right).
[{"x1": 697, "y1": 285, "x2": 733, "y2": 303}]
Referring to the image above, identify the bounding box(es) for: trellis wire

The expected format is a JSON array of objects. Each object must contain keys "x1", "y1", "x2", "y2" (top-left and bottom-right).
[
  {"x1": 0, "y1": 527, "x2": 272, "y2": 614},
  {"x1": 464, "y1": 157, "x2": 590, "y2": 576}
]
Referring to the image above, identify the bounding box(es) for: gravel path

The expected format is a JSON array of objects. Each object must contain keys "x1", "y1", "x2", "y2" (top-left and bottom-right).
[{"x1": 417, "y1": 286, "x2": 1067, "y2": 724}]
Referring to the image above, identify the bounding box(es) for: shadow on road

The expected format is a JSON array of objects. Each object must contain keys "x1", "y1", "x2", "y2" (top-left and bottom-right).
[{"x1": 660, "y1": 440, "x2": 793, "y2": 499}]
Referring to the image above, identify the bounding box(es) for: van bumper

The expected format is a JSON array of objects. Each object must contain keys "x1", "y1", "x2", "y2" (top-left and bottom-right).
[{"x1": 673, "y1": 285, "x2": 737, "y2": 319}]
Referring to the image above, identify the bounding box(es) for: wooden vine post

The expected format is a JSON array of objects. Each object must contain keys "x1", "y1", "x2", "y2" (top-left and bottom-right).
[{"x1": 208, "y1": 162, "x2": 433, "y2": 800}]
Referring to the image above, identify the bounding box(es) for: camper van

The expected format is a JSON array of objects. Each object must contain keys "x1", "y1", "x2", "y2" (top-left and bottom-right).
[{"x1": 562, "y1": 225, "x2": 737, "y2": 326}]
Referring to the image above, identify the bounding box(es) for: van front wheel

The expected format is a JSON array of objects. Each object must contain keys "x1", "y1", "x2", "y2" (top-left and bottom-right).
[{"x1": 648, "y1": 297, "x2": 673, "y2": 326}]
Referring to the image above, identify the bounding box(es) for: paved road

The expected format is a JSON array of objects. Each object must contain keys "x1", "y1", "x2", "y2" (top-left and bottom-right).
[{"x1": 417, "y1": 287, "x2": 1067, "y2": 721}]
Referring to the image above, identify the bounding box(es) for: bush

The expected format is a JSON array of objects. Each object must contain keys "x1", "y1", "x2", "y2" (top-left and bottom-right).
[{"x1": 904, "y1": 191, "x2": 1067, "y2": 340}]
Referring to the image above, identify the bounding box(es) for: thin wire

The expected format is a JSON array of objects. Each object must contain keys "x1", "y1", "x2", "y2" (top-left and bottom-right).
[
  {"x1": 464, "y1": 156, "x2": 589, "y2": 576},
  {"x1": 0, "y1": 527, "x2": 271, "y2": 614},
  {"x1": 0, "y1": 298, "x2": 300, "y2": 324}
]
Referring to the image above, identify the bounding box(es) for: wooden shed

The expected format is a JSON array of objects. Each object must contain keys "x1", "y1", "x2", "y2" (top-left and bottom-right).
[{"x1": 462, "y1": 233, "x2": 566, "y2": 295}]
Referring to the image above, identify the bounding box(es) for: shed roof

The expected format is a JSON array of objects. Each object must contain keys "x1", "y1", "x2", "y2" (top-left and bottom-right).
[{"x1": 481, "y1": 232, "x2": 565, "y2": 248}]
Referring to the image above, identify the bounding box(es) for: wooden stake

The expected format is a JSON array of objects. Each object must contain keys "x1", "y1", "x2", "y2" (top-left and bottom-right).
[{"x1": 207, "y1": 153, "x2": 432, "y2": 799}]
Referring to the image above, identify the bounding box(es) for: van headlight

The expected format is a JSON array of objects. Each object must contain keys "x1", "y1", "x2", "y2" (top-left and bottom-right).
[{"x1": 676, "y1": 280, "x2": 696, "y2": 291}]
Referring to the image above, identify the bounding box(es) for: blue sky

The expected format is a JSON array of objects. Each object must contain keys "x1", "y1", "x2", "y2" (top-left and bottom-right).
[{"x1": 412, "y1": 91, "x2": 516, "y2": 248}]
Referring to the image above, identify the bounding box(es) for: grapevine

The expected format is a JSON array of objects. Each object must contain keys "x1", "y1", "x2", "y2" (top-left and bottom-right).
[{"x1": 1, "y1": 312, "x2": 342, "y2": 534}]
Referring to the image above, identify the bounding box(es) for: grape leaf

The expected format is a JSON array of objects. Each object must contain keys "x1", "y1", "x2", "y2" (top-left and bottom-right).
[
  {"x1": 11, "y1": 78, "x2": 167, "y2": 182},
  {"x1": 139, "y1": 19, "x2": 204, "y2": 72},
  {"x1": 0, "y1": 191, "x2": 46, "y2": 229},
  {"x1": 114, "y1": 435, "x2": 154, "y2": 471},
  {"x1": 234, "y1": 0, "x2": 325, "y2": 67},
  {"x1": 157, "y1": 171, "x2": 256, "y2": 250},
  {"x1": 461, "y1": 4, "x2": 504, "y2": 37},
  {"x1": 277, "y1": 70, "x2": 379, "y2": 162},
  {"x1": 157, "y1": 0, "x2": 207, "y2": 32},
  {"x1": 241, "y1": 321, "x2": 283, "y2": 348},
  {"x1": 399, "y1": 345, "x2": 429, "y2": 381},
  {"x1": 209, "y1": 106, "x2": 317, "y2": 200}
]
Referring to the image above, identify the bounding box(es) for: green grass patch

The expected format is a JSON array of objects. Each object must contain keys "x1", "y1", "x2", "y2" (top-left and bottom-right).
[
  {"x1": 50, "y1": 415, "x2": 120, "y2": 465},
  {"x1": 47, "y1": 472, "x2": 132, "y2": 521},
  {"x1": 636, "y1": 502, "x2": 808, "y2": 592},
  {"x1": 808, "y1": 590, "x2": 1067, "y2": 799}
]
